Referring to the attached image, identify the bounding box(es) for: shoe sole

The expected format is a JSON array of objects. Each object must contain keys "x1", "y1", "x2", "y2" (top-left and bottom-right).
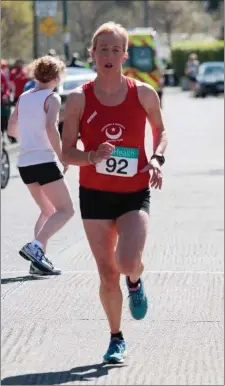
[
  {"x1": 29, "y1": 270, "x2": 62, "y2": 276},
  {"x1": 19, "y1": 249, "x2": 53, "y2": 273},
  {"x1": 103, "y1": 350, "x2": 127, "y2": 364}
]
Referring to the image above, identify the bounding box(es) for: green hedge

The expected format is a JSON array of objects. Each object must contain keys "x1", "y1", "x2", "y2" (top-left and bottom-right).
[{"x1": 171, "y1": 41, "x2": 224, "y2": 79}]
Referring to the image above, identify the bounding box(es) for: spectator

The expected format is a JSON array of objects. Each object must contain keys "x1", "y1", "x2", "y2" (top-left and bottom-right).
[
  {"x1": 1, "y1": 71, "x2": 16, "y2": 143},
  {"x1": 1, "y1": 59, "x2": 10, "y2": 82},
  {"x1": 48, "y1": 48, "x2": 57, "y2": 57},
  {"x1": 23, "y1": 63, "x2": 36, "y2": 92},
  {"x1": 9, "y1": 59, "x2": 29, "y2": 105},
  {"x1": 69, "y1": 52, "x2": 85, "y2": 68},
  {"x1": 185, "y1": 53, "x2": 200, "y2": 95}
]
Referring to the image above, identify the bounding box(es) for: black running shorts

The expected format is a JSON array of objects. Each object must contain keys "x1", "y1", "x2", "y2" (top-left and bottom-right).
[
  {"x1": 18, "y1": 162, "x2": 63, "y2": 186},
  {"x1": 79, "y1": 186, "x2": 150, "y2": 220}
]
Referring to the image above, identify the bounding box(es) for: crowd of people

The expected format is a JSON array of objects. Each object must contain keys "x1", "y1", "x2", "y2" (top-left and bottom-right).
[{"x1": 5, "y1": 22, "x2": 167, "y2": 364}]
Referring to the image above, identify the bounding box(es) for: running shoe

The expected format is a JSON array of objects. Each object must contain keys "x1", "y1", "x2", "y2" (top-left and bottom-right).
[
  {"x1": 19, "y1": 242, "x2": 55, "y2": 273},
  {"x1": 103, "y1": 338, "x2": 127, "y2": 364},
  {"x1": 126, "y1": 277, "x2": 148, "y2": 320}
]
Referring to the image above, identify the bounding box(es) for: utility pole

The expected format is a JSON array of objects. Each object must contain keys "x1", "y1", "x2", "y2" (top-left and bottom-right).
[
  {"x1": 62, "y1": 0, "x2": 70, "y2": 61},
  {"x1": 143, "y1": 0, "x2": 149, "y2": 27},
  {"x1": 33, "y1": 0, "x2": 39, "y2": 58}
]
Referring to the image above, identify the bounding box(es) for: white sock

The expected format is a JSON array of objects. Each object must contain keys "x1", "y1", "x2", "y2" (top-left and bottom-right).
[{"x1": 31, "y1": 239, "x2": 44, "y2": 250}]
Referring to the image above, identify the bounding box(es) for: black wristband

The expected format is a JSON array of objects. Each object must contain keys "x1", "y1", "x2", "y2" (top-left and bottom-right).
[{"x1": 150, "y1": 154, "x2": 165, "y2": 166}]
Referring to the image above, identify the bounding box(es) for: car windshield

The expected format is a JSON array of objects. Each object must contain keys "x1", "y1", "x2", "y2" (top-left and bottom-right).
[
  {"x1": 63, "y1": 79, "x2": 89, "y2": 90},
  {"x1": 66, "y1": 67, "x2": 95, "y2": 76},
  {"x1": 199, "y1": 65, "x2": 224, "y2": 76},
  {"x1": 125, "y1": 46, "x2": 155, "y2": 72}
]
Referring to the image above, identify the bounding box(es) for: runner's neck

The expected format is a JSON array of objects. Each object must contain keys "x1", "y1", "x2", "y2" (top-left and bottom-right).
[{"x1": 94, "y1": 74, "x2": 125, "y2": 95}]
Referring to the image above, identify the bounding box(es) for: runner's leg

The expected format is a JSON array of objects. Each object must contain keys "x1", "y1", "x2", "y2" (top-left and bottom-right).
[
  {"x1": 116, "y1": 210, "x2": 149, "y2": 320},
  {"x1": 82, "y1": 219, "x2": 122, "y2": 334},
  {"x1": 27, "y1": 183, "x2": 55, "y2": 251},
  {"x1": 116, "y1": 210, "x2": 149, "y2": 281},
  {"x1": 36, "y1": 179, "x2": 74, "y2": 246}
]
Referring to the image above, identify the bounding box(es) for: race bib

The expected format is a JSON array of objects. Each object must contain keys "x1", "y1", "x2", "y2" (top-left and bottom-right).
[{"x1": 96, "y1": 147, "x2": 139, "y2": 177}]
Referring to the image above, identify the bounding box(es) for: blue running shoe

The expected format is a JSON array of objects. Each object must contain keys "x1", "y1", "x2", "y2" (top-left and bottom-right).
[
  {"x1": 126, "y1": 277, "x2": 148, "y2": 320},
  {"x1": 103, "y1": 339, "x2": 127, "y2": 363},
  {"x1": 19, "y1": 242, "x2": 55, "y2": 273},
  {"x1": 29, "y1": 262, "x2": 61, "y2": 276}
]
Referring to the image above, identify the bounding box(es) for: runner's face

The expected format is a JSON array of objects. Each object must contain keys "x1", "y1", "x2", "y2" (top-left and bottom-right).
[{"x1": 93, "y1": 32, "x2": 128, "y2": 74}]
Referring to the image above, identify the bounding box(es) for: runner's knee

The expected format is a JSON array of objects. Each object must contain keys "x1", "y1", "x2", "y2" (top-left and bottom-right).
[
  {"x1": 117, "y1": 255, "x2": 142, "y2": 276},
  {"x1": 42, "y1": 206, "x2": 55, "y2": 218},
  {"x1": 55, "y1": 200, "x2": 75, "y2": 219},
  {"x1": 99, "y1": 266, "x2": 120, "y2": 291}
]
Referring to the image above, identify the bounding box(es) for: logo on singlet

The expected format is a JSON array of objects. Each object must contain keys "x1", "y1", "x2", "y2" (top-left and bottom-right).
[
  {"x1": 101, "y1": 123, "x2": 125, "y2": 142},
  {"x1": 87, "y1": 111, "x2": 97, "y2": 124}
]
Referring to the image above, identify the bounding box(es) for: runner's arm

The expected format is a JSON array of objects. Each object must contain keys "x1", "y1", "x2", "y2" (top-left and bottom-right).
[
  {"x1": 45, "y1": 93, "x2": 62, "y2": 160},
  {"x1": 7, "y1": 104, "x2": 19, "y2": 138},
  {"x1": 62, "y1": 89, "x2": 91, "y2": 166},
  {"x1": 138, "y1": 83, "x2": 168, "y2": 154}
]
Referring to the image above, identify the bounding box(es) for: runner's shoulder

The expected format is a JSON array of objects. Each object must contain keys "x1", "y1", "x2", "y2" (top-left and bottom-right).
[
  {"x1": 66, "y1": 85, "x2": 85, "y2": 109},
  {"x1": 51, "y1": 92, "x2": 61, "y2": 104},
  {"x1": 134, "y1": 79, "x2": 158, "y2": 95},
  {"x1": 133, "y1": 79, "x2": 160, "y2": 107}
]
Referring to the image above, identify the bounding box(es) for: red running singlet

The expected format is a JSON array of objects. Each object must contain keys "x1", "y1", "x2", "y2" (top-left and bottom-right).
[{"x1": 79, "y1": 78, "x2": 150, "y2": 193}]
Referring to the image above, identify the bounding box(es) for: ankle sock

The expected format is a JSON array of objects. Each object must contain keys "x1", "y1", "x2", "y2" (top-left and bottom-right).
[
  {"x1": 111, "y1": 331, "x2": 124, "y2": 341},
  {"x1": 31, "y1": 240, "x2": 43, "y2": 250},
  {"x1": 127, "y1": 276, "x2": 141, "y2": 288}
]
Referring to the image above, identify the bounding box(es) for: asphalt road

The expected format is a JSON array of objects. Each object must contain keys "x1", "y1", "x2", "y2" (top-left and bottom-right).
[{"x1": 1, "y1": 88, "x2": 224, "y2": 385}]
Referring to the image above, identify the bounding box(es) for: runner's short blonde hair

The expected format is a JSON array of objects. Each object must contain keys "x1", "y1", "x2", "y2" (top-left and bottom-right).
[{"x1": 89, "y1": 21, "x2": 129, "y2": 53}]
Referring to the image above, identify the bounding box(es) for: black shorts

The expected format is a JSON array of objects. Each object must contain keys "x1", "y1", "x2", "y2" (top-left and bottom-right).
[
  {"x1": 1, "y1": 116, "x2": 9, "y2": 133},
  {"x1": 18, "y1": 162, "x2": 63, "y2": 186},
  {"x1": 79, "y1": 186, "x2": 150, "y2": 220},
  {"x1": 188, "y1": 75, "x2": 196, "y2": 82}
]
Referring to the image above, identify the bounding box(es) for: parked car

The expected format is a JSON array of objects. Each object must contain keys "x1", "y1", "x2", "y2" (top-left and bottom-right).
[
  {"x1": 58, "y1": 68, "x2": 97, "y2": 136},
  {"x1": 195, "y1": 61, "x2": 224, "y2": 97}
]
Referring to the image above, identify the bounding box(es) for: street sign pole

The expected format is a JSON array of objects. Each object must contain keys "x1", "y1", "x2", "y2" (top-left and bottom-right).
[
  {"x1": 33, "y1": 0, "x2": 39, "y2": 58},
  {"x1": 62, "y1": 0, "x2": 70, "y2": 62}
]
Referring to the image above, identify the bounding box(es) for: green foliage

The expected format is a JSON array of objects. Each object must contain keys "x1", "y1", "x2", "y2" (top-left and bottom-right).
[
  {"x1": 114, "y1": 0, "x2": 134, "y2": 7},
  {"x1": 205, "y1": 0, "x2": 221, "y2": 12},
  {"x1": 171, "y1": 40, "x2": 224, "y2": 78},
  {"x1": 1, "y1": 0, "x2": 33, "y2": 60}
]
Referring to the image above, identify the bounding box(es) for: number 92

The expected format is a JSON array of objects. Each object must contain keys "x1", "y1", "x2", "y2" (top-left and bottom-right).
[{"x1": 106, "y1": 157, "x2": 128, "y2": 175}]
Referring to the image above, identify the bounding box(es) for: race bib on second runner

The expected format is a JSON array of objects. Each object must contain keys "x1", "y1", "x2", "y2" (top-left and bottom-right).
[{"x1": 96, "y1": 147, "x2": 139, "y2": 177}]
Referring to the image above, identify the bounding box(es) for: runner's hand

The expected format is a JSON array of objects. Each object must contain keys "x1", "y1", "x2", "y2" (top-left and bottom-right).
[
  {"x1": 92, "y1": 142, "x2": 115, "y2": 164},
  {"x1": 58, "y1": 155, "x2": 69, "y2": 174},
  {"x1": 62, "y1": 162, "x2": 69, "y2": 174},
  {"x1": 140, "y1": 158, "x2": 163, "y2": 190}
]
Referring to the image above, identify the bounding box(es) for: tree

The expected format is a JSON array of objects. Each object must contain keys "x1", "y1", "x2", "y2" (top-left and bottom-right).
[
  {"x1": 67, "y1": 1, "x2": 139, "y2": 59},
  {"x1": 148, "y1": 1, "x2": 218, "y2": 54},
  {"x1": 1, "y1": 0, "x2": 33, "y2": 60},
  {"x1": 204, "y1": 0, "x2": 221, "y2": 11}
]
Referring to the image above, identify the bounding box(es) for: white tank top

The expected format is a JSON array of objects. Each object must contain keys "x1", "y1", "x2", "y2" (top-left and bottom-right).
[{"x1": 17, "y1": 88, "x2": 58, "y2": 167}]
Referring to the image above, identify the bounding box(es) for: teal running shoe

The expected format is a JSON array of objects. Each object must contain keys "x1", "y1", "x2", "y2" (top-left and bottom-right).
[
  {"x1": 126, "y1": 277, "x2": 148, "y2": 320},
  {"x1": 103, "y1": 339, "x2": 127, "y2": 363}
]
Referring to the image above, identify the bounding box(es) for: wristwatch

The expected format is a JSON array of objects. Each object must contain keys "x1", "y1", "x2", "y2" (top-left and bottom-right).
[{"x1": 150, "y1": 153, "x2": 165, "y2": 166}]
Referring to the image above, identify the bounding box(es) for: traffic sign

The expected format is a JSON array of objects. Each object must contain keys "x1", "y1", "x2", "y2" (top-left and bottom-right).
[
  {"x1": 39, "y1": 17, "x2": 58, "y2": 37},
  {"x1": 35, "y1": 1, "x2": 58, "y2": 18}
]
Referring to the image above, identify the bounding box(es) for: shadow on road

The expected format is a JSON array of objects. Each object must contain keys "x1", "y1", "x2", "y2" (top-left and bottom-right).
[
  {"x1": 1, "y1": 276, "x2": 47, "y2": 284},
  {"x1": 1, "y1": 362, "x2": 127, "y2": 384}
]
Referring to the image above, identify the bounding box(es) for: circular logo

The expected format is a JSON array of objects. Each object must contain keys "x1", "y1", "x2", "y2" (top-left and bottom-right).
[{"x1": 102, "y1": 123, "x2": 125, "y2": 141}]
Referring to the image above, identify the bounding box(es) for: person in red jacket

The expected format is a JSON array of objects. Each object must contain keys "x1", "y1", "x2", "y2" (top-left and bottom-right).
[
  {"x1": 62, "y1": 22, "x2": 168, "y2": 364},
  {"x1": 9, "y1": 59, "x2": 28, "y2": 104},
  {"x1": 1, "y1": 71, "x2": 11, "y2": 139}
]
